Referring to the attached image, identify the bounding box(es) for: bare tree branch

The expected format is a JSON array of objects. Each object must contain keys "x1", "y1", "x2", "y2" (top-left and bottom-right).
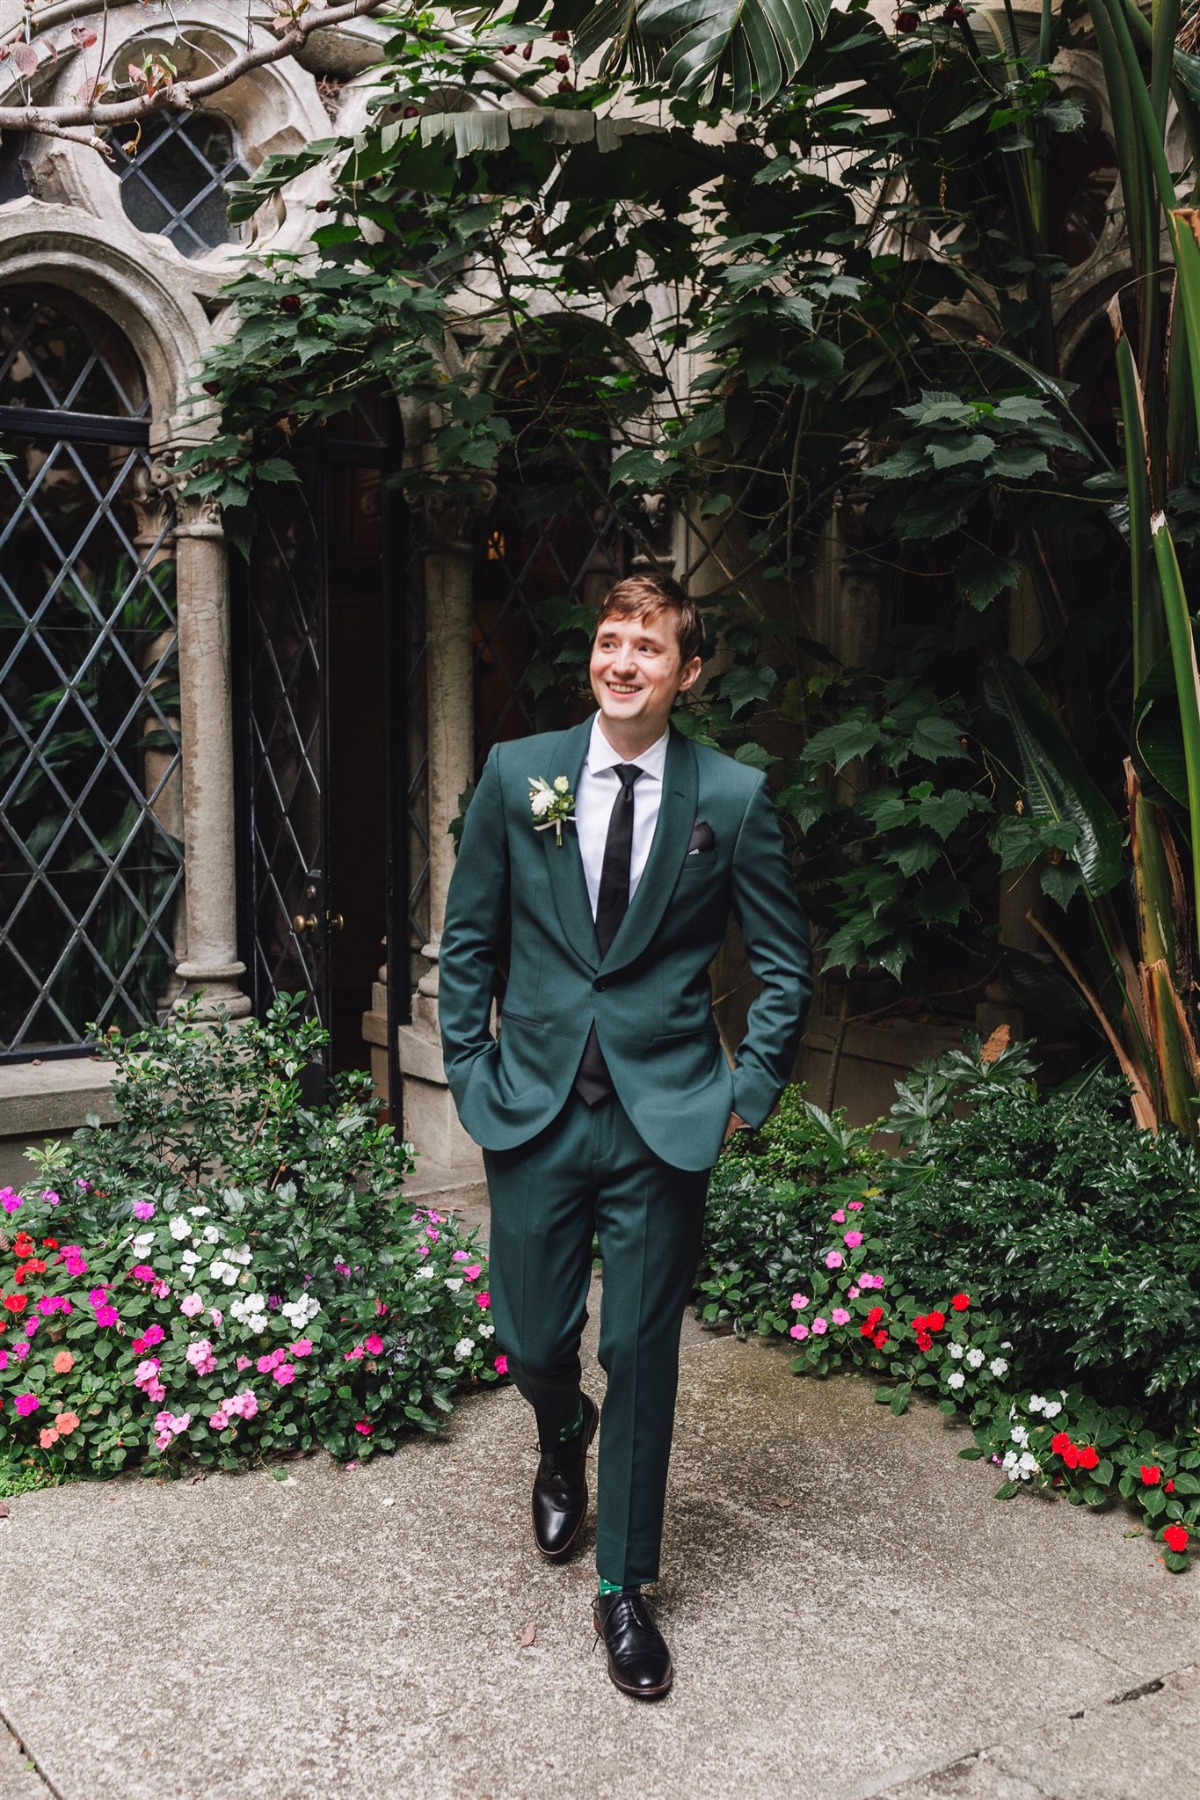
[{"x1": 0, "y1": 0, "x2": 390, "y2": 133}]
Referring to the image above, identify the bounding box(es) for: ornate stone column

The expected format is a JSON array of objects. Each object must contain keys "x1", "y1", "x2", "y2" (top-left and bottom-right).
[
  {"x1": 167, "y1": 481, "x2": 250, "y2": 1019},
  {"x1": 394, "y1": 481, "x2": 494, "y2": 1173}
]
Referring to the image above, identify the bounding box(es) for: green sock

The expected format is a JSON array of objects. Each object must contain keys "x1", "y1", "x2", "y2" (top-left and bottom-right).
[
  {"x1": 558, "y1": 1401, "x2": 584, "y2": 1444},
  {"x1": 598, "y1": 1576, "x2": 642, "y2": 1595}
]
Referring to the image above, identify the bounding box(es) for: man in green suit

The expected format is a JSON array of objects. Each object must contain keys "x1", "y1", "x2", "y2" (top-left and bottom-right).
[{"x1": 439, "y1": 573, "x2": 810, "y2": 1698}]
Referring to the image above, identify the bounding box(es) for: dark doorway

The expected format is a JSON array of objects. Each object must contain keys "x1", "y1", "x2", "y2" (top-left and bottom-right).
[{"x1": 234, "y1": 397, "x2": 409, "y2": 1104}]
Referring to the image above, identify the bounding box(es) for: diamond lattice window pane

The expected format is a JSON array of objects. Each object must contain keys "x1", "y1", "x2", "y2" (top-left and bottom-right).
[
  {"x1": 117, "y1": 110, "x2": 248, "y2": 259},
  {"x1": 0, "y1": 291, "x2": 182, "y2": 1056}
]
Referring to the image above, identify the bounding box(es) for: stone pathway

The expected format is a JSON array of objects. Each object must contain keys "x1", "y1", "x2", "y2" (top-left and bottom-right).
[{"x1": 1, "y1": 1292, "x2": 1195, "y2": 1800}]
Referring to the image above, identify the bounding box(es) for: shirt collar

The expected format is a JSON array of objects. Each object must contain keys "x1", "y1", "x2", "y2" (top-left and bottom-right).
[{"x1": 587, "y1": 713, "x2": 669, "y2": 781}]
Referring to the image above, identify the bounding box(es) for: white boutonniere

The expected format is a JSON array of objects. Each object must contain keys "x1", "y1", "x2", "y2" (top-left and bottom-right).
[{"x1": 529, "y1": 775, "x2": 576, "y2": 847}]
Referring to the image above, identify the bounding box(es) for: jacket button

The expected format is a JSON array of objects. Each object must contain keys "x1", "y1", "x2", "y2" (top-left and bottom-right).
[{"x1": 594, "y1": 979, "x2": 606, "y2": 992}]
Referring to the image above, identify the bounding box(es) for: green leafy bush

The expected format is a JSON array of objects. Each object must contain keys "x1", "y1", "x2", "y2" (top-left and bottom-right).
[{"x1": 0, "y1": 997, "x2": 502, "y2": 1477}]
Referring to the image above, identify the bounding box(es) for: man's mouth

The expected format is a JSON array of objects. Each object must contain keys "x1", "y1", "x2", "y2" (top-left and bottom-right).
[{"x1": 606, "y1": 682, "x2": 641, "y2": 697}]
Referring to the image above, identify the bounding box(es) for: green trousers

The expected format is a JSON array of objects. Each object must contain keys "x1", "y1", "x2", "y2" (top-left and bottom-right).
[{"x1": 483, "y1": 1090, "x2": 710, "y2": 1587}]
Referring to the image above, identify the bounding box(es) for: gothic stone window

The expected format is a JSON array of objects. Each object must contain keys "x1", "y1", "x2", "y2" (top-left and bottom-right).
[{"x1": 117, "y1": 109, "x2": 248, "y2": 258}]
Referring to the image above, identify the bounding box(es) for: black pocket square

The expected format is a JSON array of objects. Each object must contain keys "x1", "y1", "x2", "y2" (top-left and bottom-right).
[{"x1": 687, "y1": 819, "x2": 716, "y2": 855}]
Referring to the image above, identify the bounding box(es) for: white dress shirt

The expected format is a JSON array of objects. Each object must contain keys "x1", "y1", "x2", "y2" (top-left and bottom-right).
[{"x1": 575, "y1": 714, "x2": 668, "y2": 918}]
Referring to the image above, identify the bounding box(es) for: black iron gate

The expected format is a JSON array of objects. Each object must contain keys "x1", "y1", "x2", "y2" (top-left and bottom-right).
[{"x1": 234, "y1": 401, "x2": 411, "y2": 1109}]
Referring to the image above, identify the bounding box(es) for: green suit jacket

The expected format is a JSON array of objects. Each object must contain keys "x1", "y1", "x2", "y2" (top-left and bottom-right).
[{"x1": 438, "y1": 716, "x2": 812, "y2": 1172}]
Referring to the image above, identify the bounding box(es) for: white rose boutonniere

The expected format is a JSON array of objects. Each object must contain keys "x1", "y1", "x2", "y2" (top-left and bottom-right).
[{"x1": 529, "y1": 775, "x2": 576, "y2": 847}]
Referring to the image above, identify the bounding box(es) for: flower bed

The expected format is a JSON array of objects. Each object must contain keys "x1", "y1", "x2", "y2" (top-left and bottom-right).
[
  {"x1": 699, "y1": 1044, "x2": 1200, "y2": 1573},
  {"x1": 0, "y1": 997, "x2": 504, "y2": 1486}
]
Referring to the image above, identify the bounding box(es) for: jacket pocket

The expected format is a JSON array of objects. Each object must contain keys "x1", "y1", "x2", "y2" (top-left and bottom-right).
[
  {"x1": 651, "y1": 1023, "x2": 715, "y2": 1044},
  {"x1": 498, "y1": 1008, "x2": 545, "y2": 1031}
]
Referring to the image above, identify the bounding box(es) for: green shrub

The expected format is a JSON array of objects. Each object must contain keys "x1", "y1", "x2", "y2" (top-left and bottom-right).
[{"x1": 0, "y1": 996, "x2": 503, "y2": 1477}]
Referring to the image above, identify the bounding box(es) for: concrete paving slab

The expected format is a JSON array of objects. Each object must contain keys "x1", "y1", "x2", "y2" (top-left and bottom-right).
[
  {"x1": 0, "y1": 1299, "x2": 1195, "y2": 1800},
  {"x1": 0, "y1": 1716, "x2": 53, "y2": 1800}
]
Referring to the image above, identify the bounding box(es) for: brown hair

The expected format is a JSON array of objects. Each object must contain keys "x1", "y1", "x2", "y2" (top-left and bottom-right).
[{"x1": 595, "y1": 573, "x2": 704, "y2": 667}]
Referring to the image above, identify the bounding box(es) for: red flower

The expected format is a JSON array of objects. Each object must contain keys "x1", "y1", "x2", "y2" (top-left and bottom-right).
[
  {"x1": 950, "y1": 1293, "x2": 970, "y2": 1311},
  {"x1": 1163, "y1": 1524, "x2": 1189, "y2": 1554},
  {"x1": 915, "y1": 1330, "x2": 933, "y2": 1352},
  {"x1": 12, "y1": 1233, "x2": 34, "y2": 1259},
  {"x1": 354, "y1": 1419, "x2": 374, "y2": 1437},
  {"x1": 859, "y1": 1322, "x2": 874, "y2": 1338},
  {"x1": 866, "y1": 1305, "x2": 885, "y2": 1327},
  {"x1": 1050, "y1": 1432, "x2": 1073, "y2": 1456},
  {"x1": 1077, "y1": 1445, "x2": 1099, "y2": 1471},
  {"x1": 2, "y1": 1292, "x2": 27, "y2": 1313},
  {"x1": 925, "y1": 1310, "x2": 946, "y2": 1331},
  {"x1": 41, "y1": 1238, "x2": 58, "y2": 1249},
  {"x1": 1140, "y1": 1465, "x2": 1162, "y2": 1486},
  {"x1": 1062, "y1": 1444, "x2": 1081, "y2": 1470},
  {"x1": 895, "y1": 9, "x2": 920, "y2": 30},
  {"x1": 1166, "y1": 1479, "x2": 1176, "y2": 1493},
  {"x1": 872, "y1": 1329, "x2": 889, "y2": 1349}
]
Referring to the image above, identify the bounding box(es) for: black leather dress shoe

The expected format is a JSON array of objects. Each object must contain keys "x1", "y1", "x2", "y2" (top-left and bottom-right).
[
  {"x1": 532, "y1": 1393, "x2": 599, "y2": 1559},
  {"x1": 593, "y1": 1589, "x2": 673, "y2": 1699}
]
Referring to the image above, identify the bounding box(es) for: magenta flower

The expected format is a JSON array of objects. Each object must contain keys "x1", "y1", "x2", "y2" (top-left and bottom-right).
[
  {"x1": 237, "y1": 1391, "x2": 259, "y2": 1420},
  {"x1": 812, "y1": 1317, "x2": 828, "y2": 1336},
  {"x1": 364, "y1": 1334, "x2": 384, "y2": 1355},
  {"x1": 131, "y1": 1265, "x2": 156, "y2": 1282},
  {"x1": 831, "y1": 1307, "x2": 851, "y2": 1326},
  {"x1": 416, "y1": 1245, "x2": 429, "y2": 1257},
  {"x1": 843, "y1": 1231, "x2": 863, "y2": 1249},
  {"x1": 463, "y1": 1264, "x2": 482, "y2": 1282},
  {"x1": 426, "y1": 1227, "x2": 439, "y2": 1242},
  {"x1": 94, "y1": 1304, "x2": 119, "y2": 1328},
  {"x1": 180, "y1": 1294, "x2": 203, "y2": 1318},
  {"x1": 151, "y1": 1279, "x2": 170, "y2": 1299},
  {"x1": 848, "y1": 1200, "x2": 865, "y2": 1211},
  {"x1": 789, "y1": 1324, "x2": 809, "y2": 1341},
  {"x1": 2, "y1": 1189, "x2": 22, "y2": 1214},
  {"x1": 89, "y1": 1287, "x2": 109, "y2": 1306},
  {"x1": 76, "y1": 1178, "x2": 90, "y2": 1191},
  {"x1": 132, "y1": 1200, "x2": 155, "y2": 1221},
  {"x1": 256, "y1": 1351, "x2": 283, "y2": 1374},
  {"x1": 354, "y1": 1419, "x2": 373, "y2": 1435},
  {"x1": 824, "y1": 1251, "x2": 843, "y2": 1269},
  {"x1": 141, "y1": 1323, "x2": 165, "y2": 1349},
  {"x1": 428, "y1": 1211, "x2": 443, "y2": 1225},
  {"x1": 272, "y1": 1362, "x2": 296, "y2": 1386},
  {"x1": 343, "y1": 1345, "x2": 364, "y2": 1361},
  {"x1": 830, "y1": 1209, "x2": 846, "y2": 1223},
  {"x1": 14, "y1": 1392, "x2": 39, "y2": 1416},
  {"x1": 41, "y1": 1188, "x2": 60, "y2": 1205},
  {"x1": 12, "y1": 1342, "x2": 29, "y2": 1362},
  {"x1": 475, "y1": 1291, "x2": 490, "y2": 1310},
  {"x1": 452, "y1": 1250, "x2": 469, "y2": 1263},
  {"x1": 290, "y1": 1338, "x2": 314, "y2": 1357},
  {"x1": 0, "y1": 1350, "x2": 7, "y2": 1371},
  {"x1": 374, "y1": 1299, "x2": 388, "y2": 1317},
  {"x1": 24, "y1": 1318, "x2": 37, "y2": 1337},
  {"x1": 790, "y1": 1293, "x2": 809, "y2": 1311},
  {"x1": 494, "y1": 1354, "x2": 509, "y2": 1375}
]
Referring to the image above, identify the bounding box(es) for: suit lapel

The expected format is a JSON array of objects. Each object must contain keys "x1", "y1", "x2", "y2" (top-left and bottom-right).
[
  {"x1": 601, "y1": 724, "x2": 698, "y2": 974},
  {"x1": 539, "y1": 718, "x2": 599, "y2": 971}
]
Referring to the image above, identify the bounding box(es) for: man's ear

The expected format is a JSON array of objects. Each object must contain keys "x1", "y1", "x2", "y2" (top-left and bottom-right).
[{"x1": 677, "y1": 656, "x2": 703, "y2": 695}]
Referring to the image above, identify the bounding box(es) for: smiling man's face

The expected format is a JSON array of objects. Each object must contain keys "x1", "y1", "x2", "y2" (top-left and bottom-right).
[{"x1": 589, "y1": 608, "x2": 701, "y2": 752}]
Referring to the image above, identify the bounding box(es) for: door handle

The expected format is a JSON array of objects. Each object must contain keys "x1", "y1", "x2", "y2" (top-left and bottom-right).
[{"x1": 292, "y1": 913, "x2": 319, "y2": 935}]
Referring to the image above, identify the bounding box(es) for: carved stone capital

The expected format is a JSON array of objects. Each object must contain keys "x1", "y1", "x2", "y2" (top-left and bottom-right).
[{"x1": 416, "y1": 477, "x2": 498, "y2": 551}]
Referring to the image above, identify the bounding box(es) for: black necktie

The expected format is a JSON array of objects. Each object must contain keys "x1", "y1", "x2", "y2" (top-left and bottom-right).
[{"x1": 575, "y1": 764, "x2": 643, "y2": 1104}]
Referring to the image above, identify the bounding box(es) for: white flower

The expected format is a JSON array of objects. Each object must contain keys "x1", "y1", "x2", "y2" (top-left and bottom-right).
[
  {"x1": 180, "y1": 1249, "x2": 199, "y2": 1268},
  {"x1": 1002, "y1": 1450, "x2": 1020, "y2": 1474},
  {"x1": 414, "y1": 1266, "x2": 434, "y2": 1280},
  {"x1": 210, "y1": 1260, "x2": 239, "y2": 1287},
  {"x1": 1042, "y1": 1399, "x2": 1061, "y2": 1419},
  {"x1": 530, "y1": 786, "x2": 556, "y2": 817},
  {"x1": 1018, "y1": 1452, "x2": 1039, "y2": 1476},
  {"x1": 131, "y1": 1231, "x2": 155, "y2": 1257},
  {"x1": 453, "y1": 1337, "x2": 474, "y2": 1361},
  {"x1": 168, "y1": 1215, "x2": 192, "y2": 1240},
  {"x1": 281, "y1": 1294, "x2": 320, "y2": 1329},
  {"x1": 188, "y1": 1205, "x2": 211, "y2": 1218},
  {"x1": 553, "y1": 775, "x2": 570, "y2": 793},
  {"x1": 989, "y1": 1358, "x2": 1009, "y2": 1378},
  {"x1": 948, "y1": 1342, "x2": 965, "y2": 1361},
  {"x1": 947, "y1": 1370, "x2": 966, "y2": 1390},
  {"x1": 1011, "y1": 1424, "x2": 1029, "y2": 1447},
  {"x1": 478, "y1": 1323, "x2": 494, "y2": 1338},
  {"x1": 444, "y1": 1278, "x2": 463, "y2": 1292},
  {"x1": 965, "y1": 1347, "x2": 984, "y2": 1369},
  {"x1": 202, "y1": 1225, "x2": 221, "y2": 1245},
  {"x1": 1028, "y1": 1393, "x2": 1045, "y2": 1413},
  {"x1": 226, "y1": 1244, "x2": 252, "y2": 1267}
]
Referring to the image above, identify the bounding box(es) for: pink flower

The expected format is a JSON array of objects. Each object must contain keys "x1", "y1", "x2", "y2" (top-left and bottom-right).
[
  {"x1": 134, "y1": 1358, "x2": 162, "y2": 1386},
  {"x1": 494, "y1": 1354, "x2": 508, "y2": 1374},
  {"x1": 154, "y1": 1433, "x2": 172, "y2": 1451},
  {"x1": 862, "y1": 1273, "x2": 885, "y2": 1290},
  {"x1": 272, "y1": 1362, "x2": 296, "y2": 1385},
  {"x1": 210, "y1": 1309, "x2": 223, "y2": 1328},
  {"x1": 843, "y1": 1231, "x2": 863, "y2": 1249},
  {"x1": 830, "y1": 1209, "x2": 846, "y2": 1223},
  {"x1": 343, "y1": 1346, "x2": 364, "y2": 1361},
  {"x1": 186, "y1": 1341, "x2": 216, "y2": 1374},
  {"x1": 831, "y1": 1307, "x2": 851, "y2": 1326},
  {"x1": 848, "y1": 1200, "x2": 865, "y2": 1211},
  {"x1": 12, "y1": 1342, "x2": 29, "y2": 1361},
  {"x1": 142, "y1": 1324, "x2": 165, "y2": 1349},
  {"x1": 130, "y1": 1265, "x2": 156, "y2": 1282},
  {"x1": 453, "y1": 1250, "x2": 469, "y2": 1263},
  {"x1": 791, "y1": 1293, "x2": 809, "y2": 1310},
  {"x1": 334, "y1": 1261, "x2": 351, "y2": 1277},
  {"x1": 41, "y1": 1189, "x2": 60, "y2": 1205},
  {"x1": 848, "y1": 1285, "x2": 859, "y2": 1299},
  {"x1": 464, "y1": 1264, "x2": 482, "y2": 1282},
  {"x1": 824, "y1": 1251, "x2": 843, "y2": 1269},
  {"x1": 290, "y1": 1339, "x2": 314, "y2": 1357},
  {"x1": 24, "y1": 1318, "x2": 37, "y2": 1337},
  {"x1": 39, "y1": 1426, "x2": 59, "y2": 1449},
  {"x1": 236, "y1": 1355, "x2": 252, "y2": 1371},
  {"x1": 241, "y1": 1391, "x2": 259, "y2": 1420},
  {"x1": 132, "y1": 1201, "x2": 155, "y2": 1221},
  {"x1": 76, "y1": 1178, "x2": 90, "y2": 1191},
  {"x1": 416, "y1": 1245, "x2": 429, "y2": 1257},
  {"x1": 151, "y1": 1280, "x2": 170, "y2": 1300},
  {"x1": 1, "y1": 1190, "x2": 21, "y2": 1214},
  {"x1": 94, "y1": 1305, "x2": 119, "y2": 1328},
  {"x1": 180, "y1": 1294, "x2": 203, "y2": 1318},
  {"x1": 812, "y1": 1317, "x2": 828, "y2": 1336},
  {"x1": 209, "y1": 1410, "x2": 230, "y2": 1430},
  {"x1": 789, "y1": 1324, "x2": 809, "y2": 1341},
  {"x1": 426, "y1": 1227, "x2": 439, "y2": 1242},
  {"x1": 146, "y1": 1379, "x2": 166, "y2": 1402},
  {"x1": 14, "y1": 1392, "x2": 39, "y2": 1416},
  {"x1": 364, "y1": 1334, "x2": 384, "y2": 1355},
  {"x1": 256, "y1": 1351, "x2": 282, "y2": 1374},
  {"x1": 0, "y1": 1350, "x2": 6, "y2": 1371},
  {"x1": 476, "y1": 1291, "x2": 491, "y2": 1310},
  {"x1": 374, "y1": 1299, "x2": 387, "y2": 1316},
  {"x1": 354, "y1": 1419, "x2": 373, "y2": 1435}
]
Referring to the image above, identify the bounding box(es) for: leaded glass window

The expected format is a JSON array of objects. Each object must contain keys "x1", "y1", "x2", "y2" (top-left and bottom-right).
[
  {"x1": 117, "y1": 109, "x2": 248, "y2": 258},
  {"x1": 0, "y1": 288, "x2": 184, "y2": 1056}
]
